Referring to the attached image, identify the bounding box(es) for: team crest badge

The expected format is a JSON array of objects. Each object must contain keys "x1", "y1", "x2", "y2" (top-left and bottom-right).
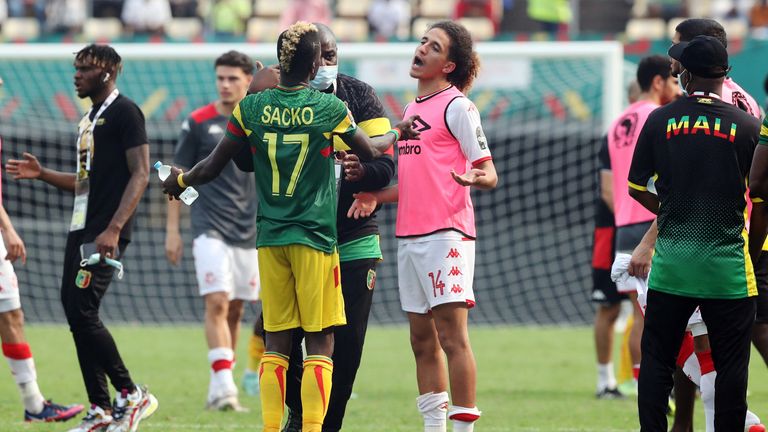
[
  {"x1": 366, "y1": 269, "x2": 376, "y2": 290},
  {"x1": 75, "y1": 269, "x2": 92, "y2": 289}
]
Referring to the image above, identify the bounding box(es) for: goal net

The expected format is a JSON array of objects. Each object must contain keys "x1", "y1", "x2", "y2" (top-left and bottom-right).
[{"x1": 0, "y1": 41, "x2": 624, "y2": 325}]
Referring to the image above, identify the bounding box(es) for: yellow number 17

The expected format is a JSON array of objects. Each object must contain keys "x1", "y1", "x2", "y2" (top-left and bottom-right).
[{"x1": 263, "y1": 132, "x2": 309, "y2": 197}]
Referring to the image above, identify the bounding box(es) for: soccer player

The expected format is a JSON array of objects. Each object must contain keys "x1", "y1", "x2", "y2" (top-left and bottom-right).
[
  {"x1": 243, "y1": 23, "x2": 396, "y2": 432},
  {"x1": 628, "y1": 35, "x2": 763, "y2": 431},
  {"x1": 0, "y1": 136, "x2": 84, "y2": 423},
  {"x1": 349, "y1": 20, "x2": 497, "y2": 432},
  {"x1": 6, "y1": 44, "x2": 157, "y2": 432},
  {"x1": 164, "y1": 50, "x2": 261, "y2": 412},
  {"x1": 603, "y1": 55, "x2": 680, "y2": 396},
  {"x1": 160, "y1": 22, "x2": 420, "y2": 432}
]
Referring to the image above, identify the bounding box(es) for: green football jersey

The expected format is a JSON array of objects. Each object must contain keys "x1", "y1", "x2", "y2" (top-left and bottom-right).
[{"x1": 226, "y1": 85, "x2": 357, "y2": 253}]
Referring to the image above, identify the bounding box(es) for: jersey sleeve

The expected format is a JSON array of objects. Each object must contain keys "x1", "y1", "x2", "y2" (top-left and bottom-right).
[
  {"x1": 329, "y1": 97, "x2": 358, "y2": 148},
  {"x1": 446, "y1": 97, "x2": 492, "y2": 166},
  {"x1": 173, "y1": 117, "x2": 198, "y2": 169},
  {"x1": 627, "y1": 121, "x2": 655, "y2": 192},
  {"x1": 117, "y1": 102, "x2": 147, "y2": 150},
  {"x1": 225, "y1": 102, "x2": 250, "y2": 144},
  {"x1": 598, "y1": 136, "x2": 610, "y2": 171},
  {"x1": 759, "y1": 116, "x2": 768, "y2": 146}
]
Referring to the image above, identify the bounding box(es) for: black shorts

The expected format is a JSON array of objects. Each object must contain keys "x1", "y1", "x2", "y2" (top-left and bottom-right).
[
  {"x1": 591, "y1": 200, "x2": 626, "y2": 305},
  {"x1": 755, "y1": 252, "x2": 768, "y2": 323}
]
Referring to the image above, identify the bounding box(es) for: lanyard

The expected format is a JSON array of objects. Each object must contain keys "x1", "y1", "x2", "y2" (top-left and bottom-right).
[
  {"x1": 76, "y1": 88, "x2": 119, "y2": 172},
  {"x1": 690, "y1": 91, "x2": 720, "y2": 100}
]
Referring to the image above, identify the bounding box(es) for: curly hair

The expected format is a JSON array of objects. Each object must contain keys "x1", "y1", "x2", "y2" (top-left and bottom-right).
[
  {"x1": 428, "y1": 21, "x2": 480, "y2": 93},
  {"x1": 75, "y1": 44, "x2": 123, "y2": 75},
  {"x1": 277, "y1": 21, "x2": 319, "y2": 75},
  {"x1": 215, "y1": 50, "x2": 255, "y2": 75}
]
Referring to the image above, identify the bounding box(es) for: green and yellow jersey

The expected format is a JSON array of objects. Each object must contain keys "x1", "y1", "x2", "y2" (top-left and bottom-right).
[{"x1": 226, "y1": 85, "x2": 357, "y2": 253}]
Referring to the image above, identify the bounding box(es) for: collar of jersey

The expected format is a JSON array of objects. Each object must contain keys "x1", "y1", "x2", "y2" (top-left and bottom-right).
[
  {"x1": 689, "y1": 91, "x2": 721, "y2": 100},
  {"x1": 276, "y1": 84, "x2": 307, "y2": 92},
  {"x1": 416, "y1": 85, "x2": 454, "y2": 103}
]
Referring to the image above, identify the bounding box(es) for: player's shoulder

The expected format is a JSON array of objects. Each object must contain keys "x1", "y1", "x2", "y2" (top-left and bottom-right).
[
  {"x1": 189, "y1": 102, "x2": 218, "y2": 124},
  {"x1": 338, "y1": 73, "x2": 376, "y2": 96}
]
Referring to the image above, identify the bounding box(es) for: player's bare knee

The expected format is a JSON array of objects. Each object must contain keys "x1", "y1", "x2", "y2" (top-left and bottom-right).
[
  {"x1": 0, "y1": 308, "x2": 24, "y2": 342},
  {"x1": 304, "y1": 329, "x2": 333, "y2": 357},
  {"x1": 436, "y1": 332, "x2": 470, "y2": 358},
  {"x1": 227, "y1": 300, "x2": 244, "y2": 322},
  {"x1": 410, "y1": 332, "x2": 441, "y2": 360},
  {"x1": 204, "y1": 293, "x2": 229, "y2": 319}
]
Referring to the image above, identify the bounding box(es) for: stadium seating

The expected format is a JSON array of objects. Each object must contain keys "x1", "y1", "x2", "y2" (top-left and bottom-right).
[
  {"x1": 722, "y1": 18, "x2": 749, "y2": 40},
  {"x1": 165, "y1": 18, "x2": 203, "y2": 40},
  {"x1": 83, "y1": 17, "x2": 123, "y2": 41},
  {"x1": 624, "y1": 17, "x2": 666, "y2": 40},
  {"x1": 253, "y1": 0, "x2": 289, "y2": 17},
  {"x1": 330, "y1": 17, "x2": 369, "y2": 42},
  {"x1": 458, "y1": 17, "x2": 496, "y2": 41},
  {"x1": 419, "y1": 0, "x2": 456, "y2": 18},
  {"x1": 411, "y1": 17, "x2": 435, "y2": 39},
  {"x1": 2, "y1": 18, "x2": 41, "y2": 41},
  {"x1": 246, "y1": 17, "x2": 281, "y2": 42},
  {"x1": 666, "y1": 17, "x2": 686, "y2": 40},
  {"x1": 336, "y1": 0, "x2": 372, "y2": 17}
]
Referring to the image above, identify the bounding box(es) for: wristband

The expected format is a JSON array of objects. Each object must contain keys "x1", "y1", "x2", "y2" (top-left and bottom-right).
[
  {"x1": 177, "y1": 172, "x2": 188, "y2": 189},
  {"x1": 387, "y1": 127, "x2": 401, "y2": 142}
]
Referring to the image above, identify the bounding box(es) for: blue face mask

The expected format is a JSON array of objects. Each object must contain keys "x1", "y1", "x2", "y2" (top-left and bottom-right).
[{"x1": 310, "y1": 65, "x2": 338, "y2": 91}]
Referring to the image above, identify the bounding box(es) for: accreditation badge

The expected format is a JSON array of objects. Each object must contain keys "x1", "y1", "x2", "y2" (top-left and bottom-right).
[{"x1": 69, "y1": 177, "x2": 89, "y2": 232}]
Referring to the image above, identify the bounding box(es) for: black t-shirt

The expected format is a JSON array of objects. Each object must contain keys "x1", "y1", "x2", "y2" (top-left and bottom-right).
[
  {"x1": 628, "y1": 94, "x2": 761, "y2": 298},
  {"x1": 80, "y1": 94, "x2": 147, "y2": 242}
]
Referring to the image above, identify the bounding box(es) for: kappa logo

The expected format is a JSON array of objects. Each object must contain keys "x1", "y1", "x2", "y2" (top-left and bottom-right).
[
  {"x1": 446, "y1": 248, "x2": 461, "y2": 258},
  {"x1": 208, "y1": 124, "x2": 224, "y2": 136},
  {"x1": 450, "y1": 284, "x2": 463, "y2": 294},
  {"x1": 448, "y1": 266, "x2": 463, "y2": 276},
  {"x1": 205, "y1": 272, "x2": 216, "y2": 285}
]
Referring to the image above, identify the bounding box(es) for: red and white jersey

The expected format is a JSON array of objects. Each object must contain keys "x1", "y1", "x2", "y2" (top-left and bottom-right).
[
  {"x1": 723, "y1": 78, "x2": 761, "y2": 119},
  {"x1": 396, "y1": 85, "x2": 492, "y2": 238},
  {"x1": 607, "y1": 100, "x2": 659, "y2": 227}
]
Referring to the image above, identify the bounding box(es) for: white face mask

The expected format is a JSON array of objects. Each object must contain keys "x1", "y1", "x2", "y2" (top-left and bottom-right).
[
  {"x1": 678, "y1": 69, "x2": 689, "y2": 95},
  {"x1": 310, "y1": 65, "x2": 338, "y2": 91}
]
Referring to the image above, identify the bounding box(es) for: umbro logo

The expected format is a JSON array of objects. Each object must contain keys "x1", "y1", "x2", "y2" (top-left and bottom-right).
[
  {"x1": 413, "y1": 117, "x2": 431, "y2": 132},
  {"x1": 446, "y1": 248, "x2": 461, "y2": 258}
]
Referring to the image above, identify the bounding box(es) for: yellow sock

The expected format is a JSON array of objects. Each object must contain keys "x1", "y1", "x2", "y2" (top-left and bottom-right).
[
  {"x1": 259, "y1": 352, "x2": 289, "y2": 431},
  {"x1": 248, "y1": 334, "x2": 265, "y2": 371},
  {"x1": 301, "y1": 355, "x2": 333, "y2": 432}
]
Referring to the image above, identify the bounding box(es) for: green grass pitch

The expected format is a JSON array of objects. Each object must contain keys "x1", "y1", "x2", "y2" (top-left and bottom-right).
[{"x1": 2, "y1": 325, "x2": 768, "y2": 431}]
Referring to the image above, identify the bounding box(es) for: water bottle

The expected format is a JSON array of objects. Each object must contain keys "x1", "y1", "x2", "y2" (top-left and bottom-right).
[{"x1": 154, "y1": 161, "x2": 199, "y2": 205}]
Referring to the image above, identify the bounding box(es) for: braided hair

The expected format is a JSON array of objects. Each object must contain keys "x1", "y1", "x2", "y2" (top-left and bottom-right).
[
  {"x1": 75, "y1": 44, "x2": 123, "y2": 76},
  {"x1": 277, "y1": 22, "x2": 320, "y2": 79}
]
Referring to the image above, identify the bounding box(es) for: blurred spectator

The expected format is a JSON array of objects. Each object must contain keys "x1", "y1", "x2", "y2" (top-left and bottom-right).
[
  {"x1": 647, "y1": 0, "x2": 688, "y2": 20},
  {"x1": 46, "y1": 0, "x2": 86, "y2": 34},
  {"x1": 122, "y1": 0, "x2": 172, "y2": 34},
  {"x1": 7, "y1": 0, "x2": 44, "y2": 20},
  {"x1": 170, "y1": 0, "x2": 198, "y2": 17},
  {"x1": 367, "y1": 0, "x2": 410, "y2": 40},
  {"x1": 94, "y1": 0, "x2": 125, "y2": 18},
  {"x1": 527, "y1": 0, "x2": 571, "y2": 33},
  {"x1": 279, "y1": 0, "x2": 331, "y2": 30},
  {"x1": 0, "y1": 0, "x2": 6, "y2": 24},
  {"x1": 209, "y1": 0, "x2": 251, "y2": 36},
  {"x1": 752, "y1": 0, "x2": 768, "y2": 24},
  {"x1": 453, "y1": 0, "x2": 501, "y2": 33}
]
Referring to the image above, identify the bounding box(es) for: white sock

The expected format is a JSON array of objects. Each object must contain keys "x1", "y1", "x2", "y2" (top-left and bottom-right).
[
  {"x1": 746, "y1": 409, "x2": 761, "y2": 429},
  {"x1": 597, "y1": 362, "x2": 616, "y2": 390},
  {"x1": 449, "y1": 405, "x2": 481, "y2": 432},
  {"x1": 208, "y1": 347, "x2": 236, "y2": 396},
  {"x1": 701, "y1": 371, "x2": 716, "y2": 432},
  {"x1": 416, "y1": 391, "x2": 448, "y2": 432},
  {"x1": 681, "y1": 353, "x2": 701, "y2": 387},
  {"x1": 3, "y1": 343, "x2": 44, "y2": 414}
]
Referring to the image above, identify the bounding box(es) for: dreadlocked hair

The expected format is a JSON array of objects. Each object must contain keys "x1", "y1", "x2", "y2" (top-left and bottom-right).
[
  {"x1": 429, "y1": 21, "x2": 480, "y2": 93},
  {"x1": 277, "y1": 22, "x2": 319, "y2": 75},
  {"x1": 75, "y1": 44, "x2": 123, "y2": 75}
]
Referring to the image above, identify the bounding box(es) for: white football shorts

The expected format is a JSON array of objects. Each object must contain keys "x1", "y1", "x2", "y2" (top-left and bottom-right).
[
  {"x1": 398, "y1": 231, "x2": 476, "y2": 314},
  {"x1": 0, "y1": 233, "x2": 20, "y2": 313},
  {"x1": 192, "y1": 234, "x2": 260, "y2": 301}
]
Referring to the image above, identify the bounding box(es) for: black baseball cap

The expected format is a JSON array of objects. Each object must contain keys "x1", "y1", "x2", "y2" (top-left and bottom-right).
[{"x1": 668, "y1": 35, "x2": 729, "y2": 78}]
